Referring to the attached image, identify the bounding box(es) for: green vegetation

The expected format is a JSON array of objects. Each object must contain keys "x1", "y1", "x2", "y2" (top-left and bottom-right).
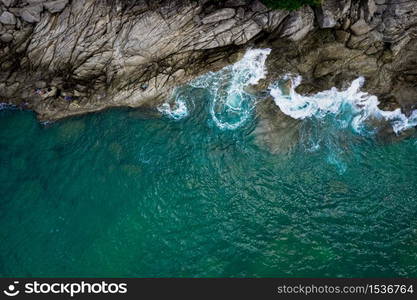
[{"x1": 261, "y1": 0, "x2": 322, "y2": 10}]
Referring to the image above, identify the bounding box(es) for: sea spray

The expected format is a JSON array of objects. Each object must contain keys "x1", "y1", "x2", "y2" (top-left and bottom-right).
[
  {"x1": 0, "y1": 103, "x2": 17, "y2": 110},
  {"x1": 159, "y1": 49, "x2": 272, "y2": 129},
  {"x1": 157, "y1": 92, "x2": 190, "y2": 120},
  {"x1": 270, "y1": 75, "x2": 417, "y2": 134},
  {"x1": 191, "y1": 48, "x2": 271, "y2": 130},
  {"x1": 269, "y1": 75, "x2": 417, "y2": 174}
]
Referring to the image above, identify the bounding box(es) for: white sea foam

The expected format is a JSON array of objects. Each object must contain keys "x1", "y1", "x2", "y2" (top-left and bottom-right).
[
  {"x1": 0, "y1": 103, "x2": 15, "y2": 110},
  {"x1": 157, "y1": 94, "x2": 189, "y2": 120},
  {"x1": 159, "y1": 49, "x2": 271, "y2": 127},
  {"x1": 270, "y1": 75, "x2": 417, "y2": 134},
  {"x1": 191, "y1": 48, "x2": 271, "y2": 130}
]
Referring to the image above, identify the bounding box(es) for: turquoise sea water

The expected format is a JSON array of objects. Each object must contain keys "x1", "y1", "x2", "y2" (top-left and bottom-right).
[{"x1": 1, "y1": 50, "x2": 417, "y2": 277}]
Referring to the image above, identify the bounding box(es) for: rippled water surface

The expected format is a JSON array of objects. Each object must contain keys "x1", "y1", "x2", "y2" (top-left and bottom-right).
[
  {"x1": 1, "y1": 49, "x2": 417, "y2": 277},
  {"x1": 0, "y1": 98, "x2": 416, "y2": 277}
]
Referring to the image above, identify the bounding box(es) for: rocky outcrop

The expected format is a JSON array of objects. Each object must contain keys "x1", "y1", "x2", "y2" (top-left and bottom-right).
[
  {"x1": 261, "y1": 0, "x2": 417, "y2": 113},
  {"x1": 0, "y1": 0, "x2": 298, "y2": 120},
  {"x1": 253, "y1": 0, "x2": 417, "y2": 151},
  {"x1": 0, "y1": 0, "x2": 416, "y2": 122}
]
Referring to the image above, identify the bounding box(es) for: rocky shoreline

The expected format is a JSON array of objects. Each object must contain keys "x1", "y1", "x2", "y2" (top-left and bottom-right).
[{"x1": 0, "y1": 0, "x2": 416, "y2": 122}]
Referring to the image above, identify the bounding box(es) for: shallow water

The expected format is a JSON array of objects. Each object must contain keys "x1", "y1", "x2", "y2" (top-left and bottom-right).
[
  {"x1": 1, "y1": 50, "x2": 417, "y2": 277},
  {"x1": 0, "y1": 97, "x2": 416, "y2": 277}
]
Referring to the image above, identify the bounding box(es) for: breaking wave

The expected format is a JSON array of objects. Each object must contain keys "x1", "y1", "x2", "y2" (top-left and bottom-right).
[
  {"x1": 159, "y1": 51, "x2": 416, "y2": 174},
  {"x1": 159, "y1": 49, "x2": 271, "y2": 129},
  {"x1": 190, "y1": 48, "x2": 271, "y2": 130},
  {"x1": 270, "y1": 75, "x2": 417, "y2": 135},
  {"x1": 269, "y1": 75, "x2": 417, "y2": 173},
  {"x1": 157, "y1": 92, "x2": 189, "y2": 120}
]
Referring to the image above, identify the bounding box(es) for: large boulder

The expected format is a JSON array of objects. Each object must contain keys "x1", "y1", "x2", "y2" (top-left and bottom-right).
[
  {"x1": 280, "y1": 6, "x2": 314, "y2": 41},
  {"x1": 0, "y1": 11, "x2": 16, "y2": 25},
  {"x1": 20, "y1": 4, "x2": 43, "y2": 23},
  {"x1": 350, "y1": 19, "x2": 372, "y2": 35},
  {"x1": 1, "y1": 0, "x2": 15, "y2": 7},
  {"x1": 0, "y1": 32, "x2": 13, "y2": 43},
  {"x1": 315, "y1": 0, "x2": 351, "y2": 28},
  {"x1": 362, "y1": 0, "x2": 377, "y2": 22}
]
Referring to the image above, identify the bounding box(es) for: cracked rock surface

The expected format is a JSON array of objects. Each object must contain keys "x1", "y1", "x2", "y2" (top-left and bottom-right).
[
  {"x1": 0, "y1": 0, "x2": 416, "y2": 121},
  {"x1": 261, "y1": 0, "x2": 417, "y2": 114}
]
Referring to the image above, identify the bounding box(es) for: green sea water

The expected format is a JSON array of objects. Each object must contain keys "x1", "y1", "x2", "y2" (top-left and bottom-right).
[
  {"x1": 1, "y1": 49, "x2": 417, "y2": 277},
  {"x1": 0, "y1": 100, "x2": 416, "y2": 277}
]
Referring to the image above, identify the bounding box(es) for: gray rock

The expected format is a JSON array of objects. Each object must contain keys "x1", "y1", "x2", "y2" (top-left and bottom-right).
[
  {"x1": 43, "y1": 0, "x2": 68, "y2": 14},
  {"x1": 280, "y1": 6, "x2": 314, "y2": 41},
  {"x1": 225, "y1": 0, "x2": 248, "y2": 7},
  {"x1": 236, "y1": 7, "x2": 244, "y2": 19},
  {"x1": 24, "y1": 0, "x2": 45, "y2": 4},
  {"x1": 0, "y1": 11, "x2": 16, "y2": 25},
  {"x1": 234, "y1": 20, "x2": 261, "y2": 45},
  {"x1": 350, "y1": 19, "x2": 372, "y2": 35},
  {"x1": 250, "y1": 0, "x2": 268, "y2": 13},
  {"x1": 363, "y1": 0, "x2": 377, "y2": 21},
  {"x1": 266, "y1": 10, "x2": 289, "y2": 32},
  {"x1": 1, "y1": 0, "x2": 14, "y2": 7},
  {"x1": 315, "y1": 0, "x2": 351, "y2": 29},
  {"x1": 0, "y1": 32, "x2": 13, "y2": 43},
  {"x1": 376, "y1": 5, "x2": 387, "y2": 14},
  {"x1": 0, "y1": 0, "x2": 415, "y2": 123},
  {"x1": 8, "y1": 8, "x2": 21, "y2": 17},
  {"x1": 20, "y1": 4, "x2": 43, "y2": 23},
  {"x1": 335, "y1": 30, "x2": 350, "y2": 43},
  {"x1": 253, "y1": 13, "x2": 268, "y2": 27},
  {"x1": 35, "y1": 81, "x2": 47, "y2": 88},
  {"x1": 193, "y1": 15, "x2": 201, "y2": 25},
  {"x1": 202, "y1": 8, "x2": 235, "y2": 24},
  {"x1": 314, "y1": 60, "x2": 338, "y2": 77}
]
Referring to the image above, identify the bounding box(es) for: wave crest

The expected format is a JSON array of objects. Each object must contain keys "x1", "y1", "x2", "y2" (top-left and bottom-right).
[{"x1": 270, "y1": 75, "x2": 417, "y2": 135}]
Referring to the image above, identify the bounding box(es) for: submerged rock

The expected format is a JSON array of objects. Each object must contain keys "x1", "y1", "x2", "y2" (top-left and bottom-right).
[
  {"x1": 254, "y1": 98, "x2": 301, "y2": 154},
  {"x1": 0, "y1": 32, "x2": 13, "y2": 43}
]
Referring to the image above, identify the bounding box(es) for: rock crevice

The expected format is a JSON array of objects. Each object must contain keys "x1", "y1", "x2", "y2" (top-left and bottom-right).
[{"x1": 0, "y1": 0, "x2": 416, "y2": 121}]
